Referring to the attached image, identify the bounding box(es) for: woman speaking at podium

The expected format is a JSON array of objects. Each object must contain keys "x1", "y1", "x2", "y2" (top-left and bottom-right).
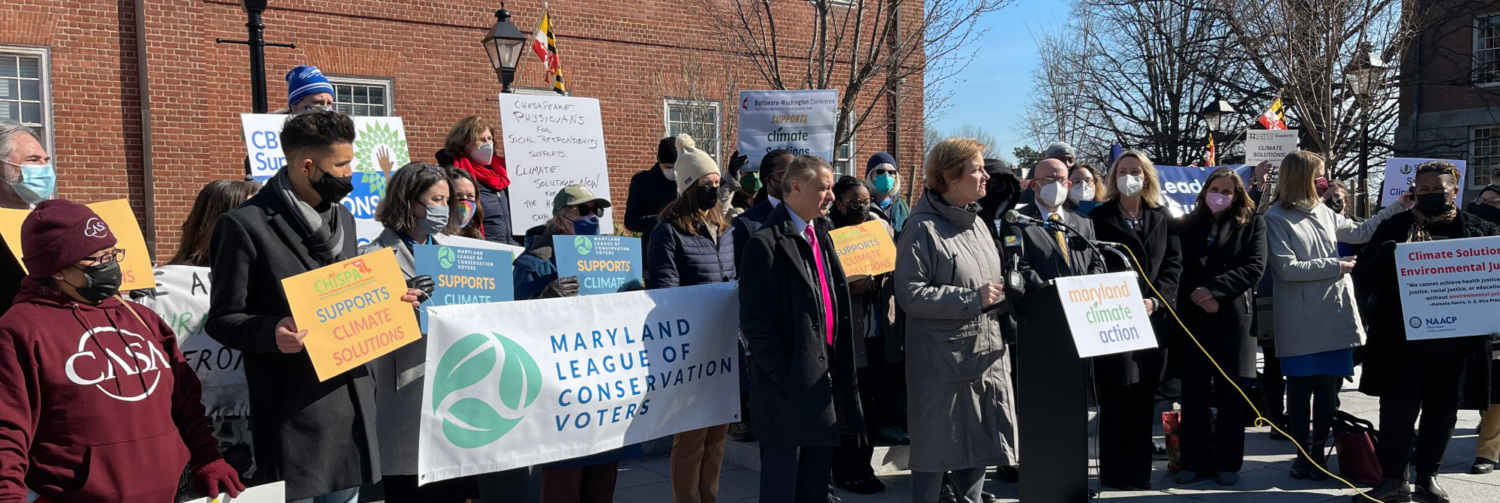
[
  {"x1": 1088, "y1": 149, "x2": 1182, "y2": 490},
  {"x1": 894, "y1": 138, "x2": 1017, "y2": 503}
]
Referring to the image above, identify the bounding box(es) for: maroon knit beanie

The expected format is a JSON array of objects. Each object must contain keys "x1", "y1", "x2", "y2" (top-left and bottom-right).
[{"x1": 20, "y1": 199, "x2": 118, "y2": 279}]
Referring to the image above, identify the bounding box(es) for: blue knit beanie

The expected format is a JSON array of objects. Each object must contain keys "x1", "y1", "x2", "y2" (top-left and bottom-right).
[
  {"x1": 866, "y1": 152, "x2": 897, "y2": 176},
  {"x1": 286, "y1": 65, "x2": 335, "y2": 108}
]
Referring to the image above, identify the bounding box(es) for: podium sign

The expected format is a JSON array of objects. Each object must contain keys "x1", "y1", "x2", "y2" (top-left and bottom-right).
[{"x1": 1053, "y1": 271, "x2": 1158, "y2": 357}]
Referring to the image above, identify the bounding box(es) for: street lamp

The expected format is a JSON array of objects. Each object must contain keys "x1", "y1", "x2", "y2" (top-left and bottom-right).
[
  {"x1": 1199, "y1": 96, "x2": 1236, "y2": 164},
  {"x1": 1346, "y1": 42, "x2": 1392, "y2": 216},
  {"x1": 214, "y1": 0, "x2": 296, "y2": 113},
  {"x1": 483, "y1": 8, "x2": 528, "y2": 94}
]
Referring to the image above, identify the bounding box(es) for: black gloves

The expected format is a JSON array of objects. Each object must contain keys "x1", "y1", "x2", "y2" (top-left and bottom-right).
[
  {"x1": 540, "y1": 276, "x2": 581, "y2": 299},
  {"x1": 407, "y1": 275, "x2": 435, "y2": 303},
  {"x1": 728, "y1": 150, "x2": 749, "y2": 175}
]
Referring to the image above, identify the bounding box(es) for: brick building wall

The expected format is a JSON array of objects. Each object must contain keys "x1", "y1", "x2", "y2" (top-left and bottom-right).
[
  {"x1": 1396, "y1": 0, "x2": 1500, "y2": 190},
  {"x1": 0, "y1": 0, "x2": 926, "y2": 262}
]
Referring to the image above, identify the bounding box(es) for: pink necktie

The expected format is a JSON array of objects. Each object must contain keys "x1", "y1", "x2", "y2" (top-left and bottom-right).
[{"x1": 806, "y1": 225, "x2": 834, "y2": 345}]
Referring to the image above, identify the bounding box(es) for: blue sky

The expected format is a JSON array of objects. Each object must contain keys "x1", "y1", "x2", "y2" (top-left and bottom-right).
[{"x1": 930, "y1": 0, "x2": 1072, "y2": 162}]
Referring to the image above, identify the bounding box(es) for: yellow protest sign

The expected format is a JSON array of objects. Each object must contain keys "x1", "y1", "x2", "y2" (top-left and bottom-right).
[
  {"x1": 0, "y1": 199, "x2": 156, "y2": 290},
  {"x1": 828, "y1": 220, "x2": 897, "y2": 277},
  {"x1": 282, "y1": 248, "x2": 421, "y2": 381}
]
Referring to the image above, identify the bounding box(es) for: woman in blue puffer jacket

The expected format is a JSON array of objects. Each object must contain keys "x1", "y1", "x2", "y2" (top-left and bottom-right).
[{"x1": 646, "y1": 134, "x2": 736, "y2": 503}]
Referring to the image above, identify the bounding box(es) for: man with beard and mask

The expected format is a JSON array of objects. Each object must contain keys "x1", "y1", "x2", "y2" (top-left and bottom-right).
[
  {"x1": 1353, "y1": 161, "x2": 1496, "y2": 503},
  {"x1": 207, "y1": 111, "x2": 424, "y2": 503},
  {"x1": 1465, "y1": 184, "x2": 1500, "y2": 477},
  {"x1": 866, "y1": 152, "x2": 911, "y2": 233},
  {"x1": 0, "y1": 121, "x2": 54, "y2": 316}
]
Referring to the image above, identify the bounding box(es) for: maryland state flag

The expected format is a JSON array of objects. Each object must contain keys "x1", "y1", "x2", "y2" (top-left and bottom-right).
[
  {"x1": 530, "y1": 8, "x2": 565, "y2": 95},
  {"x1": 1258, "y1": 96, "x2": 1287, "y2": 130},
  {"x1": 1206, "y1": 135, "x2": 1217, "y2": 167}
]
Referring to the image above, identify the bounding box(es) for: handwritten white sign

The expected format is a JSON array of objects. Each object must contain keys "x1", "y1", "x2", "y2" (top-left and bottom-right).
[
  {"x1": 1381, "y1": 157, "x2": 1466, "y2": 207},
  {"x1": 499, "y1": 94, "x2": 613, "y2": 234},
  {"x1": 1246, "y1": 130, "x2": 1299, "y2": 168}
]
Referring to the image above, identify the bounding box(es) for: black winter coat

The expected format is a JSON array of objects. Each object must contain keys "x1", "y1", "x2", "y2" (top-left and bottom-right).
[
  {"x1": 731, "y1": 200, "x2": 776, "y2": 268},
  {"x1": 0, "y1": 234, "x2": 20, "y2": 316},
  {"x1": 1173, "y1": 212, "x2": 1267, "y2": 379},
  {"x1": 1090, "y1": 201, "x2": 1183, "y2": 386},
  {"x1": 739, "y1": 204, "x2": 865, "y2": 446},
  {"x1": 1354, "y1": 210, "x2": 1496, "y2": 410},
  {"x1": 205, "y1": 189, "x2": 380, "y2": 499},
  {"x1": 646, "y1": 220, "x2": 736, "y2": 288},
  {"x1": 624, "y1": 164, "x2": 678, "y2": 246}
]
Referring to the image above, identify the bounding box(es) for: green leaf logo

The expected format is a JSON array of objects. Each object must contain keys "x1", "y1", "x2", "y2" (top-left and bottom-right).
[
  {"x1": 438, "y1": 246, "x2": 457, "y2": 269},
  {"x1": 352, "y1": 121, "x2": 410, "y2": 198},
  {"x1": 575, "y1": 236, "x2": 593, "y2": 256},
  {"x1": 431, "y1": 332, "x2": 542, "y2": 448}
]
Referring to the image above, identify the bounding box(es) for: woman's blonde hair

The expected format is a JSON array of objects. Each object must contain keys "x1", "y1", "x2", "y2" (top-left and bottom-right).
[
  {"x1": 443, "y1": 116, "x2": 495, "y2": 158},
  {"x1": 924, "y1": 138, "x2": 985, "y2": 194},
  {"x1": 1104, "y1": 149, "x2": 1163, "y2": 208},
  {"x1": 1273, "y1": 150, "x2": 1324, "y2": 210}
]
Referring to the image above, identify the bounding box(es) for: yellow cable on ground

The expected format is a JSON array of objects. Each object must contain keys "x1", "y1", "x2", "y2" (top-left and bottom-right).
[{"x1": 1113, "y1": 245, "x2": 1380, "y2": 502}]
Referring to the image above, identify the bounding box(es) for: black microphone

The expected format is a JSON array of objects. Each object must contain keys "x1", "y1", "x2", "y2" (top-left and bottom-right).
[{"x1": 1001, "y1": 224, "x2": 1026, "y2": 298}]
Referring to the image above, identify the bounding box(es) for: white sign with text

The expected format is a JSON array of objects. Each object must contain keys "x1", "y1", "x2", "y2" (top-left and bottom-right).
[
  {"x1": 1394, "y1": 236, "x2": 1500, "y2": 341},
  {"x1": 1053, "y1": 271, "x2": 1159, "y2": 358},
  {"x1": 1246, "y1": 130, "x2": 1299, "y2": 168},
  {"x1": 135, "y1": 265, "x2": 249, "y2": 417},
  {"x1": 1381, "y1": 158, "x2": 1466, "y2": 207},
  {"x1": 737, "y1": 90, "x2": 838, "y2": 171},
  {"x1": 499, "y1": 94, "x2": 613, "y2": 234}
]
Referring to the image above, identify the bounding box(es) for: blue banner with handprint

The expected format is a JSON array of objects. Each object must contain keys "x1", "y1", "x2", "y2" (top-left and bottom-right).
[
  {"x1": 554, "y1": 236, "x2": 643, "y2": 295},
  {"x1": 414, "y1": 243, "x2": 514, "y2": 333}
]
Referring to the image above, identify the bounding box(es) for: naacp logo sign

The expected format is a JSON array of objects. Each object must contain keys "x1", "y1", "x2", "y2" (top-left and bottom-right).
[
  {"x1": 1409, "y1": 316, "x2": 1422, "y2": 329},
  {"x1": 431, "y1": 332, "x2": 542, "y2": 448}
]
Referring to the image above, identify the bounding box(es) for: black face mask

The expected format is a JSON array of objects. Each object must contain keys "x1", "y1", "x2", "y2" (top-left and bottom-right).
[
  {"x1": 1324, "y1": 195, "x2": 1345, "y2": 214},
  {"x1": 1467, "y1": 202, "x2": 1500, "y2": 224},
  {"x1": 64, "y1": 260, "x2": 123, "y2": 304},
  {"x1": 695, "y1": 185, "x2": 720, "y2": 211},
  {"x1": 1415, "y1": 192, "x2": 1451, "y2": 216},
  {"x1": 833, "y1": 202, "x2": 870, "y2": 227},
  {"x1": 309, "y1": 165, "x2": 354, "y2": 205}
]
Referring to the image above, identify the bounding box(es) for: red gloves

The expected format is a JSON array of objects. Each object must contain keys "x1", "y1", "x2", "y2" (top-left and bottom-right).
[{"x1": 192, "y1": 458, "x2": 245, "y2": 499}]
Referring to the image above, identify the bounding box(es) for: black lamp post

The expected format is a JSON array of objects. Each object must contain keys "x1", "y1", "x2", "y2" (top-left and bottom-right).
[
  {"x1": 1346, "y1": 42, "x2": 1391, "y2": 216},
  {"x1": 215, "y1": 0, "x2": 296, "y2": 113},
  {"x1": 483, "y1": 8, "x2": 529, "y2": 94},
  {"x1": 1199, "y1": 96, "x2": 1236, "y2": 163}
]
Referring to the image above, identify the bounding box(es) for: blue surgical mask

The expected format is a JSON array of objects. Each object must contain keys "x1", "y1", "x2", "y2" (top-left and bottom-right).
[
  {"x1": 419, "y1": 204, "x2": 450, "y2": 236},
  {"x1": 571, "y1": 215, "x2": 601, "y2": 236},
  {"x1": 873, "y1": 173, "x2": 895, "y2": 195},
  {"x1": 5, "y1": 162, "x2": 55, "y2": 205}
]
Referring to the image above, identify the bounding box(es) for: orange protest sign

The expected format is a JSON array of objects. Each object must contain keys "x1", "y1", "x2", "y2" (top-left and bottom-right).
[
  {"x1": 0, "y1": 199, "x2": 156, "y2": 290},
  {"x1": 281, "y1": 248, "x2": 421, "y2": 381},
  {"x1": 828, "y1": 220, "x2": 897, "y2": 277}
]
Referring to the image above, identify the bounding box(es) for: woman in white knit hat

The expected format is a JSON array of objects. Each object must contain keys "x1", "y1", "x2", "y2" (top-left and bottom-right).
[{"x1": 646, "y1": 134, "x2": 738, "y2": 503}]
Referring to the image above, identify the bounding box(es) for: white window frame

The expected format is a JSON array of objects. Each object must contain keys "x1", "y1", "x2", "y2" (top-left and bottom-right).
[
  {"x1": 1471, "y1": 126, "x2": 1500, "y2": 189},
  {"x1": 326, "y1": 75, "x2": 393, "y2": 117},
  {"x1": 835, "y1": 137, "x2": 857, "y2": 176},
  {"x1": 663, "y1": 98, "x2": 723, "y2": 161},
  {"x1": 0, "y1": 45, "x2": 54, "y2": 156},
  {"x1": 1477, "y1": 13, "x2": 1500, "y2": 87}
]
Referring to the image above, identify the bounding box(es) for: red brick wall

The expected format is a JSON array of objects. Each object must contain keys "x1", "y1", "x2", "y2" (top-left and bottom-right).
[
  {"x1": 1399, "y1": 0, "x2": 1500, "y2": 117},
  {"x1": 2, "y1": 0, "x2": 925, "y2": 262}
]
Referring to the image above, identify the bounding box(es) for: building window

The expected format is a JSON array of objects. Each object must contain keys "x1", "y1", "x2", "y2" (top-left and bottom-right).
[
  {"x1": 1478, "y1": 14, "x2": 1500, "y2": 86},
  {"x1": 328, "y1": 77, "x2": 392, "y2": 116},
  {"x1": 1473, "y1": 126, "x2": 1500, "y2": 188},
  {"x1": 0, "y1": 47, "x2": 51, "y2": 153},
  {"x1": 663, "y1": 99, "x2": 721, "y2": 160},
  {"x1": 835, "y1": 139, "x2": 856, "y2": 176}
]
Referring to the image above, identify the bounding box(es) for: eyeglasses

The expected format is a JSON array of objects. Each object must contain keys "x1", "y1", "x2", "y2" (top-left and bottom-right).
[
  {"x1": 870, "y1": 168, "x2": 896, "y2": 175},
  {"x1": 1036, "y1": 176, "x2": 1067, "y2": 185},
  {"x1": 1478, "y1": 197, "x2": 1500, "y2": 207},
  {"x1": 84, "y1": 249, "x2": 126, "y2": 266},
  {"x1": 575, "y1": 205, "x2": 606, "y2": 217}
]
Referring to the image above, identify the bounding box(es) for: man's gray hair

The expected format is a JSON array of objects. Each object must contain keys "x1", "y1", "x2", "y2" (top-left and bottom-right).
[{"x1": 0, "y1": 121, "x2": 40, "y2": 164}]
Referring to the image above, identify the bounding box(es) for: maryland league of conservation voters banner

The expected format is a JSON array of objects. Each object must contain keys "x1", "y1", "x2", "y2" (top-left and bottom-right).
[
  {"x1": 240, "y1": 114, "x2": 412, "y2": 244},
  {"x1": 737, "y1": 90, "x2": 838, "y2": 170},
  {"x1": 0, "y1": 199, "x2": 156, "y2": 290},
  {"x1": 555, "y1": 235, "x2": 643, "y2": 295},
  {"x1": 829, "y1": 220, "x2": 897, "y2": 277},
  {"x1": 135, "y1": 265, "x2": 249, "y2": 417},
  {"x1": 1381, "y1": 158, "x2": 1466, "y2": 207},
  {"x1": 281, "y1": 248, "x2": 422, "y2": 381},
  {"x1": 417, "y1": 282, "x2": 741, "y2": 484},
  {"x1": 414, "y1": 243, "x2": 514, "y2": 333},
  {"x1": 499, "y1": 94, "x2": 614, "y2": 235},
  {"x1": 1053, "y1": 271, "x2": 1159, "y2": 358},
  {"x1": 1393, "y1": 236, "x2": 1500, "y2": 341}
]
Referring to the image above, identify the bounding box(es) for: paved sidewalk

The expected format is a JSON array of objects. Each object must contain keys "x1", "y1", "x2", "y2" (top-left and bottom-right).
[{"x1": 612, "y1": 374, "x2": 1500, "y2": 502}]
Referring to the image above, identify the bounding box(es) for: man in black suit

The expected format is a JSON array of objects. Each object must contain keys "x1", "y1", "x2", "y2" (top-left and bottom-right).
[
  {"x1": 1007, "y1": 158, "x2": 1106, "y2": 286},
  {"x1": 731, "y1": 149, "x2": 795, "y2": 265},
  {"x1": 739, "y1": 155, "x2": 864, "y2": 503},
  {"x1": 206, "y1": 111, "x2": 421, "y2": 503}
]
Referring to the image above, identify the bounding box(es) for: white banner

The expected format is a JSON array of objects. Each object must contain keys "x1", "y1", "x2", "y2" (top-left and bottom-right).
[
  {"x1": 1053, "y1": 271, "x2": 1159, "y2": 358},
  {"x1": 499, "y1": 94, "x2": 613, "y2": 235},
  {"x1": 1381, "y1": 157, "x2": 1466, "y2": 207},
  {"x1": 1246, "y1": 130, "x2": 1299, "y2": 168},
  {"x1": 737, "y1": 90, "x2": 839, "y2": 171},
  {"x1": 417, "y1": 282, "x2": 741, "y2": 484},
  {"x1": 1394, "y1": 236, "x2": 1500, "y2": 341},
  {"x1": 241, "y1": 114, "x2": 412, "y2": 244},
  {"x1": 135, "y1": 265, "x2": 249, "y2": 417},
  {"x1": 182, "y1": 482, "x2": 284, "y2": 503}
]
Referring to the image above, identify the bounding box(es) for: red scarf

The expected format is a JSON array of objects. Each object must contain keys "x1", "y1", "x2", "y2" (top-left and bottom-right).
[{"x1": 454, "y1": 155, "x2": 510, "y2": 192}]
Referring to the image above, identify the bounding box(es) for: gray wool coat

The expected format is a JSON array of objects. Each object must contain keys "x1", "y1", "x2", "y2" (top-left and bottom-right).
[
  {"x1": 1262, "y1": 201, "x2": 1403, "y2": 358},
  {"x1": 893, "y1": 192, "x2": 1018, "y2": 472}
]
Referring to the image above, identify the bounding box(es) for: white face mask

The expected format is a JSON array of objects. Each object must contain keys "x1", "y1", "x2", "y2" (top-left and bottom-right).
[
  {"x1": 469, "y1": 142, "x2": 495, "y2": 165},
  {"x1": 1038, "y1": 181, "x2": 1069, "y2": 207},
  {"x1": 1117, "y1": 174, "x2": 1145, "y2": 197},
  {"x1": 662, "y1": 168, "x2": 676, "y2": 181},
  {"x1": 1069, "y1": 182, "x2": 1094, "y2": 203}
]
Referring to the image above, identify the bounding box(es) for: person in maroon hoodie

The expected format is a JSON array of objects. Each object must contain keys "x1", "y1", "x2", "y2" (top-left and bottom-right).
[{"x1": 0, "y1": 200, "x2": 243, "y2": 503}]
